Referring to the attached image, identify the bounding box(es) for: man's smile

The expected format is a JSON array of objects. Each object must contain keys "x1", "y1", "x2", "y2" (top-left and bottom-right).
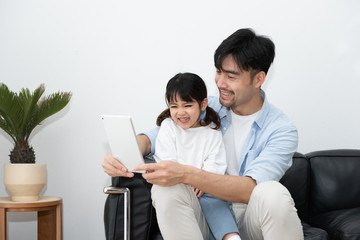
[{"x1": 219, "y1": 89, "x2": 234, "y2": 99}]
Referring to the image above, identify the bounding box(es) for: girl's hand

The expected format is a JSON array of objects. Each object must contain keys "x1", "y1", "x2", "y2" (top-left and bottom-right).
[{"x1": 192, "y1": 186, "x2": 204, "y2": 198}]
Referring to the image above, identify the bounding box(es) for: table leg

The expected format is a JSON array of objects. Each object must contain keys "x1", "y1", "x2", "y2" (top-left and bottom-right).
[
  {"x1": 38, "y1": 208, "x2": 56, "y2": 240},
  {"x1": 0, "y1": 208, "x2": 6, "y2": 240},
  {"x1": 56, "y1": 203, "x2": 62, "y2": 240}
]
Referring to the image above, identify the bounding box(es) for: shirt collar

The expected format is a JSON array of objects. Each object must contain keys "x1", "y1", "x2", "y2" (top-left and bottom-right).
[
  {"x1": 254, "y1": 89, "x2": 269, "y2": 129},
  {"x1": 220, "y1": 89, "x2": 269, "y2": 129}
]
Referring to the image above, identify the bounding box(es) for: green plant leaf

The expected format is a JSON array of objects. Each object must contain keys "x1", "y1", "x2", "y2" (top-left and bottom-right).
[
  {"x1": 0, "y1": 117, "x2": 16, "y2": 142},
  {"x1": 18, "y1": 84, "x2": 45, "y2": 137},
  {"x1": 0, "y1": 83, "x2": 72, "y2": 163},
  {"x1": 0, "y1": 83, "x2": 22, "y2": 141},
  {"x1": 24, "y1": 91, "x2": 72, "y2": 140}
]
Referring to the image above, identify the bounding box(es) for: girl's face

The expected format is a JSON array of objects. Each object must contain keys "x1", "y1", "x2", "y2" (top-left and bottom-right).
[{"x1": 169, "y1": 94, "x2": 208, "y2": 129}]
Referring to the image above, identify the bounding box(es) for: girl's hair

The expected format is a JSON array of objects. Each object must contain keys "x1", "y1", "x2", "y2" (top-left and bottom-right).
[{"x1": 156, "y1": 72, "x2": 221, "y2": 130}]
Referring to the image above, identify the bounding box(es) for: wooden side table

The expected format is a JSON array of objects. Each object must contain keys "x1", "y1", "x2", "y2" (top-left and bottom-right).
[{"x1": 0, "y1": 196, "x2": 62, "y2": 240}]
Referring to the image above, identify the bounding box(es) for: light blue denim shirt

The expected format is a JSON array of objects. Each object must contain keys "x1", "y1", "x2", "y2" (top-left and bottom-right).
[{"x1": 143, "y1": 90, "x2": 298, "y2": 184}]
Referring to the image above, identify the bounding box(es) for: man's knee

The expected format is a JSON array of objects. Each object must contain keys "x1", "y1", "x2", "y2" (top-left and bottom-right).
[{"x1": 250, "y1": 181, "x2": 295, "y2": 218}]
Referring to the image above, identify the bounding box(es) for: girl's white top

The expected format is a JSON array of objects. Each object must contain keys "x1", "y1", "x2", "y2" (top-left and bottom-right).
[{"x1": 154, "y1": 118, "x2": 227, "y2": 175}]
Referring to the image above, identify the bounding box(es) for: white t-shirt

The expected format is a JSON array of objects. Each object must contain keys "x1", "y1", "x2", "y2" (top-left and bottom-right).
[
  {"x1": 154, "y1": 118, "x2": 227, "y2": 175},
  {"x1": 223, "y1": 110, "x2": 259, "y2": 176}
]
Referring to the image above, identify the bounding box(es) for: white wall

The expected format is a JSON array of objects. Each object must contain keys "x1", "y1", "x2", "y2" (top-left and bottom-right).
[{"x1": 0, "y1": 0, "x2": 359, "y2": 239}]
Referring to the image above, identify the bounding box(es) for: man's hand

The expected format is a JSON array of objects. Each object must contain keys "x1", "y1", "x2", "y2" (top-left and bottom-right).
[
  {"x1": 102, "y1": 135, "x2": 152, "y2": 178},
  {"x1": 102, "y1": 154, "x2": 135, "y2": 178},
  {"x1": 133, "y1": 160, "x2": 185, "y2": 186}
]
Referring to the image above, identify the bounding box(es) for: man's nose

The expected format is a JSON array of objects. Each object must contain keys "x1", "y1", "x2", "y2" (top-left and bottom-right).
[{"x1": 216, "y1": 75, "x2": 225, "y2": 88}]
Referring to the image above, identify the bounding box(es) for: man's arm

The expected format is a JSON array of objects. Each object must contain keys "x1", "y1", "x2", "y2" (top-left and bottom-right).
[
  {"x1": 134, "y1": 161, "x2": 256, "y2": 203},
  {"x1": 184, "y1": 166, "x2": 256, "y2": 203},
  {"x1": 137, "y1": 134, "x2": 152, "y2": 156}
]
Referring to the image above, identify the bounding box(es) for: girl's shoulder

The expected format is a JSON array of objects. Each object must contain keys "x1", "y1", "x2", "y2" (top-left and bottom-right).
[
  {"x1": 198, "y1": 122, "x2": 221, "y2": 135},
  {"x1": 160, "y1": 118, "x2": 174, "y2": 127}
]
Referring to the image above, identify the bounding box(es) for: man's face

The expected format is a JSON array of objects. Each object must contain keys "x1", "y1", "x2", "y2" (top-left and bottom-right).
[{"x1": 215, "y1": 55, "x2": 261, "y2": 115}]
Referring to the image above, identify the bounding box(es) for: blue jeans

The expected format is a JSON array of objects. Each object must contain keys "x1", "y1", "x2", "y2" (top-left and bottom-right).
[{"x1": 199, "y1": 193, "x2": 239, "y2": 240}]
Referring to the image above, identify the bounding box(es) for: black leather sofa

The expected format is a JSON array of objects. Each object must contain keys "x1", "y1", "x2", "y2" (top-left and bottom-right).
[{"x1": 104, "y1": 149, "x2": 360, "y2": 240}]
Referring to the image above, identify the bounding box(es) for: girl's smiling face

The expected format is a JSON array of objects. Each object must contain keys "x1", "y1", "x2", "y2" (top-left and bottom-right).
[{"x1": 169, "y1": 94, "x2": 207, "y2": 129}]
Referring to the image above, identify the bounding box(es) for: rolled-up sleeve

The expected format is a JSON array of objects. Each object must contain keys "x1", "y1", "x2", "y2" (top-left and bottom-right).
[
  {"x1": 139, "y1": 126, "x2": 159, "y2": 157},
  {"x1": 244, "y1": 125, "x2": 298, "y2": 184}
]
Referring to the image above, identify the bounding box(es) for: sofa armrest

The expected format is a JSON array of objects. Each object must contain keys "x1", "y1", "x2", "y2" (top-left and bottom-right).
[
  {"x1": 280, "y1": 152, "x2": 310, "y2": 221},
  {"x1": 104, "y1": 187, "x2": 130, "y2": 240}
]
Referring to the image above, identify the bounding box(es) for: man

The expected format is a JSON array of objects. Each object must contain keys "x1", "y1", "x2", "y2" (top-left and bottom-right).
[{"x1": 103, "y1": 28, "x2": 303, "y2": 240}]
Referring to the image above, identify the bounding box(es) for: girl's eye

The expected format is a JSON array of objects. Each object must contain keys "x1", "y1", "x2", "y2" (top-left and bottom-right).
[
  {"x1": 170, "y1": 105, "x2": 177, "y2": 108},
  {"x1": 185, "y1": 105, "x2": 192, "y2": 108}
]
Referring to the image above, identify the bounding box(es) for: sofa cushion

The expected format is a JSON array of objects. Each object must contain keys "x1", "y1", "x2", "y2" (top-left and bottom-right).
[
  {"x1": 302, "y1": 222, "x2": 328, "y2": 240},
  {"x1": 307, "y1": 149, "x2": 360, "y2": 216},
  {"x1": 280, "y1": 152, "x2": 310, "y2": 221},
  {"x1": 310, "y1": 207, "x2": 360, "y2": 240}
]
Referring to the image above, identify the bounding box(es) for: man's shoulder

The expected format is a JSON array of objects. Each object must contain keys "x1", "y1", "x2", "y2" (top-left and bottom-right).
[
  {"x1": 258, "y1": 90, "x2": 295, "y2": 129},
  {"x1": 262, "y1": 102, "x2": 297, "y2": 131}
]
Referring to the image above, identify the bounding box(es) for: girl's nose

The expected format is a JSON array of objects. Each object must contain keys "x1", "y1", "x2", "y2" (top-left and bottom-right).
[{"x1": 178, "y1": 108, "x2": 186, "y2": 115}]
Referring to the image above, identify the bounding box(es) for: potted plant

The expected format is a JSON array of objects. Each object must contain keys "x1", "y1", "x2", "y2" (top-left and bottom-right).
[{"x1": 0, "y1": 83, "x2": 72, "y2": 201}]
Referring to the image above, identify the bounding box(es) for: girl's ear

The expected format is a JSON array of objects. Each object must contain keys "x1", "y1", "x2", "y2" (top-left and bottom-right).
[{"x1": 201, "y1": 98, "x2": 208, "y2": 111}]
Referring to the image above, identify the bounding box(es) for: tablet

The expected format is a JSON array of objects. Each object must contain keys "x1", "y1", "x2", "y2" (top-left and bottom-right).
[{"x1": 101, "y1": 115, "x2": 145, "y2": 173}]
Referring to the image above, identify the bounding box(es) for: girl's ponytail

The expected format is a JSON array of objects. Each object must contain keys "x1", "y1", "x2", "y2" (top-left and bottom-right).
[
  {"x1": 156, "y1": 108, "x2": 171, "y2": 126},
  {"x1": 201, "y1": 106, "x2": 221, "y2": 130}
]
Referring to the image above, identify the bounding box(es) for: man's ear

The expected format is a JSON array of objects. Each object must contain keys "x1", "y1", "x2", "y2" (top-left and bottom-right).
[
  {"x1": 253, "y1": 71, "x2": 266, "y2": 88},
  {"x1": 201, "y1": 98, "x2": 208, "y2": 111}
]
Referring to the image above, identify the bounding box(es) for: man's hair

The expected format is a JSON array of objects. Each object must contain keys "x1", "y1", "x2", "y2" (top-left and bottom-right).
[{"x1": 214, "y1": 28, "x2": 275, "y2": 76}]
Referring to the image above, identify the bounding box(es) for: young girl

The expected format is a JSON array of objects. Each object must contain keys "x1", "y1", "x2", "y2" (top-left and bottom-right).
[{"x1": 152, "y1": 72, "x2": 240, "y2": 240}]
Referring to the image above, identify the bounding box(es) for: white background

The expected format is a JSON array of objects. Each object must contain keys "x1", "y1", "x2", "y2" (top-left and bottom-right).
[{"x1": 1, "y1": 0, "x2": 359, "y2": 239}]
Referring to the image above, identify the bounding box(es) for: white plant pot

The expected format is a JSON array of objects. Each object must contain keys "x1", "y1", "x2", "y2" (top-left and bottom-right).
[{"x1": 3, "y1": 163, "x2": 47, "y2": 202}]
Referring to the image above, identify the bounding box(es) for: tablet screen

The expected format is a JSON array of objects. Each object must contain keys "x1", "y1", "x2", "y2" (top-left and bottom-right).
[{"x1": 101, "y1": 115, "x2": 145, "y2": 173}]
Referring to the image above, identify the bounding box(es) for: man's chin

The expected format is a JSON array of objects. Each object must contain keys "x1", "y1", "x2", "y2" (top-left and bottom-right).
[{"x1": 219, "y1": 99, "x2": 233, "y2": 108}]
